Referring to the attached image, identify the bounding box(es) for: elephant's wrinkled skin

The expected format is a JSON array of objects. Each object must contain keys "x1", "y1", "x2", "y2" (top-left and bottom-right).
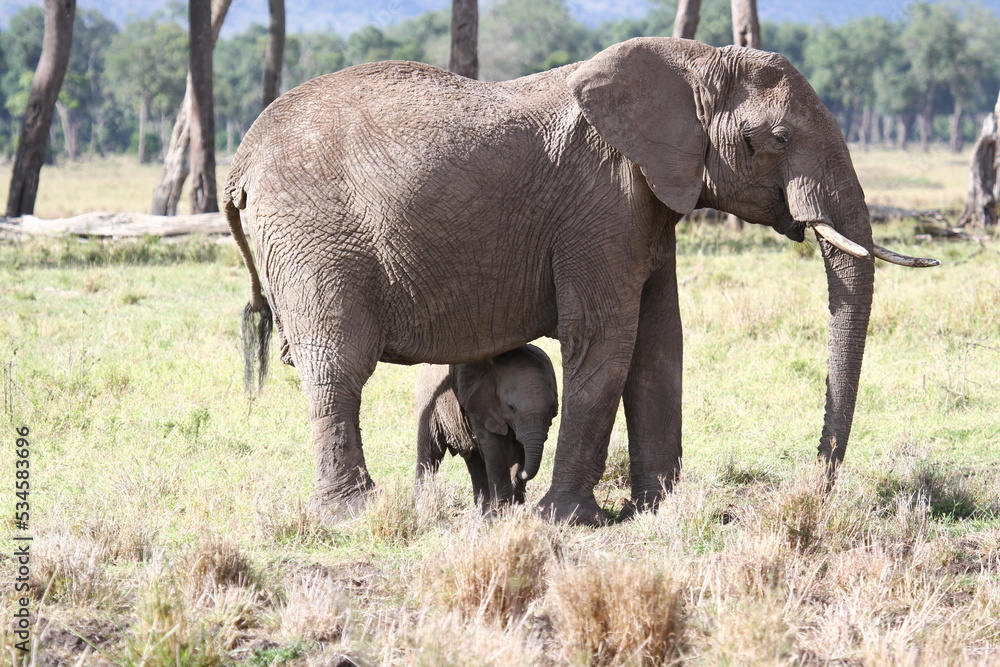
[
  {"x1": 415, "y1": 344, "x2": 559, "y2": 512},
  {"x1": 225, "y1": 37, "x2": 936, "y2": 525}
]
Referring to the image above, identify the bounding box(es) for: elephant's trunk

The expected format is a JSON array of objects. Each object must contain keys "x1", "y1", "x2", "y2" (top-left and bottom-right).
[
  {"x1": 786, "y1": 153, "x2": 876, "y2": 474},
  {"x1": 517, "y1": 428, "x2": 548, "y2": 481},
  {"x1": 817, "y1": 207, "x2": 874, "y2": 472}
]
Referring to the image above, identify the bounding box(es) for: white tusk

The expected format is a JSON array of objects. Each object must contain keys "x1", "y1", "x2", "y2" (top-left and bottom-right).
[
  {"x1": 810, "y1": 222, "x2": 871, "y2": 258},
  {"x1": 872, "y1": 244, "x2": 941, "y2": 268}
]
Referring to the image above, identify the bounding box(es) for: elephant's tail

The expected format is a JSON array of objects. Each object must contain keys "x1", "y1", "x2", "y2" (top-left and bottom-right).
[{"x1": 225, "y1": 192, "x2": 272, "y2": 394}]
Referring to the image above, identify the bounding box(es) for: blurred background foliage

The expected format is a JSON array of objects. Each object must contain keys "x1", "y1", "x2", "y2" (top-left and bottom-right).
[{"x1": 1, "y1": 0, "x2": 998, "y2": 162}]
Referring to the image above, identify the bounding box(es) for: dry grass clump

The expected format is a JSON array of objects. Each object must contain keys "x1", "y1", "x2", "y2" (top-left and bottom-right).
[
  {"x1": 78, "y1": 512, "x2": 159, "y2": 564},
  {"x1": 702, "y1": 592, "x2": 797, "y2": 664},
  {"x1": 374, "y1": 610, "x2": 544, "y2": 667},
  {"x1": 274, "y1": 570, "x2": 350, "y2": 643},
  {"x1": 794, "y1": 546, "x2": 979, "y2": 661},
  {"x1": 116, "y1": 578, "x2": 234, "y2": 667},
  {"x1": 172, "y1": 538, "x2": 273, "y2": 639},
  {"x1": 421, "y1": 512, "x2": 559, "y2": 626},
  {"x1": 546, "y1": 557, "x2": 685, "y2": 666},
  {"x1": 27, "y1": 533, "x2": 129, "y2": 609},
  {"x1": 740, "y1": 465, "x2": 871, "y2": 553},
  {"x1": 364, "y1": 476, "x2": 468, "y2": 546},
  {"x1": 181, "y1": 538, "x2": 258, "y2": 589},
  {"x1": 256, "y1": 499, "x2": 350, "y2": 547}
]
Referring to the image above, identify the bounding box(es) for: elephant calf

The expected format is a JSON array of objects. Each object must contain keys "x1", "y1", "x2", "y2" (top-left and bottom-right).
[{"x1": 414, "y1": 344, "x2": 558, "y2": 512}]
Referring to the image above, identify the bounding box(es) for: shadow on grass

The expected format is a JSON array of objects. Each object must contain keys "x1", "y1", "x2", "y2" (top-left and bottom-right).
[{"x1": 871, "y1": 445, "x2": 999, "y2": 521}]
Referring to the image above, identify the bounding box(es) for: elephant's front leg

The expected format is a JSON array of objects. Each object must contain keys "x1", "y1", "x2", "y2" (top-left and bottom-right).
[
  {"x1": 475, "y1": 429, "x2": 519, "y2": 510},
  {"x1": 620, "y1": 233, "x2": 683, "y2": 520},
  {"x1": 539, "y1": 288, "x2": 642, "y2": 525}
]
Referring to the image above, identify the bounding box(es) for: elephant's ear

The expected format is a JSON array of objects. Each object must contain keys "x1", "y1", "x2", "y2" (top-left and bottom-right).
[
  {"x1": 455, "y1": 361, "x2": 508, "y2": 436},
  {"x1": 566, "y1": 38, "x2": 707, "y2": 215}
]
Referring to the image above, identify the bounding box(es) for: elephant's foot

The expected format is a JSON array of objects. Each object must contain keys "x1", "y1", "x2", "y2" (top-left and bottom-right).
[
  {"x1": 617, "y1": 489, "x2": 664, "y2": 523},
  {"x1": 308, "y1": 476, "x2": 374, "y2": 525},
  {"x1": 537, "y1": 489, "x2": 606, "y2": 526}
]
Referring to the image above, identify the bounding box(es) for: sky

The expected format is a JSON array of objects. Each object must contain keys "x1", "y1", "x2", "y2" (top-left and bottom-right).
[{"x1": 3, "y1": 0, "x2": 1000, "y2": 36}]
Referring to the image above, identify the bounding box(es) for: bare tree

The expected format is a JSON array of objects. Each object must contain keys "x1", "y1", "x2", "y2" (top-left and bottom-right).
[
  {"x1": 731, "y1": 0, "x2": 761, "y2": 49},
  {"x1": 672, "y1": 0, "x2": 701, "y2": 39},
  {"x1": 150, "y1": 0, "x2": 231, "y2": 215},
  {"x1": 957, "y1": 90, "x2": 1000, "y2": 228},
  {"x1": 450, "y1": 0, "x2": 478, "y2": 79},
  {"x1": 726, "y1": 0, "x2": 760, "y2": 230},
  {"x1": 6, "y1": 0, "x2": 76, "y2": 217},
  {"x1": 262, "y1": 0, "x2": 285, "y2": 108},
  {"x1": 949, "y1": 104, "x2": 964, "y2": 153},
  {"x1": 189, "y1": 0, "x2": 218, "y2": 214}
]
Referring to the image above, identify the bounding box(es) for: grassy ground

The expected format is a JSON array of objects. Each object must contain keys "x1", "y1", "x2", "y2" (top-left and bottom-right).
[
  {"x1": 0, "y1": 156, "x2": 231, "y2": 218},
  {"x1": 0, "y1": 150, "x2": 998, "y2": 665},
  {"x1": 852, "y1": 147, "x2": 971, "y2": 210}
]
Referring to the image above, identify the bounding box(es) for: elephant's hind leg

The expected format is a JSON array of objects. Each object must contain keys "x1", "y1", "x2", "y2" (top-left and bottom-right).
[
  {"x1": 282, "y1": 282, "x2": 383, "y2": 522},
  {"x1": 462, "y1": 450, "x2": 492, "y2": 514},
  {"x1": 620, "y1": 231, "x2": 683, "y2": 520},
  {"x1": 297, "y1": 346, "x2": 379, "y2": 522}
]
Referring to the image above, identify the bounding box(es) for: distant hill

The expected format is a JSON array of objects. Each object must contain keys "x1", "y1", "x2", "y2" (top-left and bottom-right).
[{"x1": 2, "y1": 0, "x2": 999, "y2": 36}]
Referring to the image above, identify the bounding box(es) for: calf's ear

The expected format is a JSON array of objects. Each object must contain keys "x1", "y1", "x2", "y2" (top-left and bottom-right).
[{"x1": 455, "y1": 361, "x2": 508, "y2": 436}]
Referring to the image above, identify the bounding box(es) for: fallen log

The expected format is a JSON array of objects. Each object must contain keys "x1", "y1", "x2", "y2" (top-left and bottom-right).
[
  {"x1": 684, "y1": 204, "x2": 947, "y2": 225},
  {"x1": 0, "y1": 211, "x2": 229, "y2": 239},
  {"x1": 866, "y1": 204, "x2": 946, "y2": 223},
  {"x1": 913, "y1": 223, "x2": 976, "y2": 241},
  {"x1": 0, "y1": 203, "x2": 955, "y2": 241}
]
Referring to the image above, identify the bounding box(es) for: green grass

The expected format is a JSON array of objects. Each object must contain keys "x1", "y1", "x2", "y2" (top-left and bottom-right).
[
  {"x1": 0, "y1": 152, "x2": 998, "y2": 663},
  {"x1": 851, "y1": 146, "x2": 971, "y2": 209}
]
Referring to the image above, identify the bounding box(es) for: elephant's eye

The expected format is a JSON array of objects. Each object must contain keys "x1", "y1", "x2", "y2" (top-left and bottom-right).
[
  {"x1": 507, "y1": 403, "x2": 516, "y2": 413},
  {"x1": 773, "y1": 127, "x2": 790, "y2": 145}
]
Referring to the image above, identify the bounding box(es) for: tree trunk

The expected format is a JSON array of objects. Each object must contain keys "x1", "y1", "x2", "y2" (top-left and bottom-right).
[
  {"x1": 151, "y1": 99, "x2": 190, "y2": 215},
  {"x1": 138, "y1": 95, "x2": 149, "y2": 164},
  {"x1": 158, "y1": 112, "x2": 172, "y2": 161},
  {"x1": 449, "y1": 0, "x2": 478, "y2": 79},
  {"x1": 725, "y1": 0, "x2": 759, "y2": 232},
  {"x1": 895, "y1": 115, "x2": 911, "y2": 150},
  {"x1": 262, "y1": 0, "x2": 285, "y2": 109},
  {"x1": 918, "y1": 85, "x2": 935, "y2": 153},
  {"x1": 949, "y1": 103, "x2": 963, "y2": 153},
  {"x1": 150, "y1": 0, "x2": 231, "y2": 215},
  {"x1": 995, "y1": 97, "x2": 1000, "y2": 206},
  {"x1": 54, "y1": 100, "x2": 80, "y2": 160},
  {"x1": 189, "y1": 0, "x2": 218, "y2": 214},
  {"x1": 672, "y1": 0, "x2": 701, "y2": 39},
  {"x1": 858, "y1": 105, "x2": 873, "y2": 150},
  {"x1": 957, "y1": 91, "x2": 1000, "y2": 228},
  {"x1": 842, "y1": 103, "x2": 858, "y2": 144},
  {"x1": 6, "y1": 0, "x2": 76, "y2": 217},
  {"x1": 918, "y1": 112, "x2": 931, "y2": 152},
  {"x1": 731, "y1": 0, "x2": 760, "y2": 49}
]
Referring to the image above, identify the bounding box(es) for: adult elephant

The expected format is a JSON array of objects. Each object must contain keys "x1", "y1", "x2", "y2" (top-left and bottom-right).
[{"x1": 225, "y1": 37, "x2": 937, "y2": 525}]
